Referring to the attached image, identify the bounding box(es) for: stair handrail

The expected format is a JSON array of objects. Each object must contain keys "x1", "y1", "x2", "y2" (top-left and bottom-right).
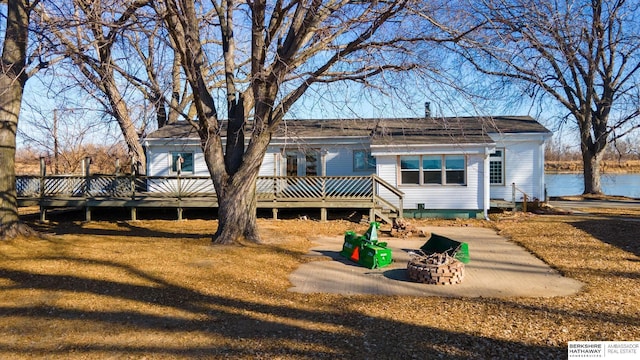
[
  {"x1": 511, "y1": 182, "x2": 530, "y2": 212},
  {"x1": 372, "y1": 174, "x2": 404, "y2": 218}
]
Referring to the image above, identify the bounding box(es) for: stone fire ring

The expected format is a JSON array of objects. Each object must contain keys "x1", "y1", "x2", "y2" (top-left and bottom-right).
[{"x1": 406, "y1": 257, "x2": 465, "y2": 285}]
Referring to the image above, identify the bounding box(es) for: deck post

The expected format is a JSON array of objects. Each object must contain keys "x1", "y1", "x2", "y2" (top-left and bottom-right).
[
  {"x1": 83, "y1": 156, "x2": 91, "y2": 196},
  {"x1": 131, "y1": 207, "x2": 137, "y2": 221},
  {"x1": 85, "y1": 207, "x2": 92, "y2": 222},
  {"x1": 177, "y1": 207, "x2": 183, "y2": 221},
  {"x1": 320, "y1": 207, "x2": 327, "y2": 221},
  {"x1": 370, "y1": 175, "x2": 377, "y2": 222},
  {"x1": 371, "y1": 175, "x2": 377, "y2": 198},
  {"x1": 272, "y1": 208, "x2": 278, "y2": 220},
  {"x1": 39, "y1": 156, "x2": 46, "y2": 222},
  {"x1": 130, "y1": 159, "x2": 137, "y2": 200}
]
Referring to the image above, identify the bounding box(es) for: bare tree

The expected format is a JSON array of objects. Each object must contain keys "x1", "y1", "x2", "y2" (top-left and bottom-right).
[
  {"x1": 443, "y1": 0, "x2": 640, "y2": 194},
  {"x1": 38, "y1": 0, "x2": 152, "y2": 174},
  {"x1": 37, "y1": 0, "x2": 200, "y2": 175},
  {"x1": 117, "y1": 18, "x2": 194, "y2": 128},
  {"x1": 18, "y1": 106, "x2": 108, "y2": 174},
  {"x1": 0, "y1": 0, "x2": 39, "y2": 238},
  {"x1": 155, "y1": 0, "x2": 442, "y2": 244}
]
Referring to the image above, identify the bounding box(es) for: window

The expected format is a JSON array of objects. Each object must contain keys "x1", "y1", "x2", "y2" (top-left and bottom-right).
[
  {"x1": 422, "y1": 156, "x2": 442, "y2": 184},
  {"x1": 353, "y1": 150, "x2": 376, "y2": 171},
  {"x1": 400, "y1": 156, "x2": 420, "y2": 184},
  {"x1": 285, "y1": 150, "x2": 320, "y2": 176},
  {"x1": 171, "y1": 152, "x2": 194, "y2": 174},
  {"x1": 399, "y1": 155, "x2": 466, "y2": 185},
  {"x1": 489, "y1": 149, "x2": 504, "y2": 185},
  {"x1": 445, "y1": 155, "x2": 466, "y2": 184},
  {"x1": 285, "y1": 152, "x2": 298, "y2": 176},
  {"x1": 305, "y1": 151, "x2": 319, "y2": 176}
]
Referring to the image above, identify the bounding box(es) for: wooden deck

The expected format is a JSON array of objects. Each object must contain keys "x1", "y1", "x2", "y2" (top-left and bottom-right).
[{"x1": 17, "y1": 174, "x2": 404, "y2": 222}]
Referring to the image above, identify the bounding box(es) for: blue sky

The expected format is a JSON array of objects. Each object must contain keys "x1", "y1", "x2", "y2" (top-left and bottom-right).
[{"x1": 17, "y1": 70, "x2": 575, "y2": 158}]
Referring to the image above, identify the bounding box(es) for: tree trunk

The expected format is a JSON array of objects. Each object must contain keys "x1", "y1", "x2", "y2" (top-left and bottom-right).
[
  {"x1": 0, "y1": 0, "x2": 34, "y2": 239},
  {"x1": 205, "y1": 121, "x2": 270, "y2": 245},
  {"x1": 213, "y1": 175, "x2": 260, "y2": 244},
  {"x1": 0, "y1": 71, "x2": 21, "y2": 237},
  {"x1": 104, "y1": 80, "x2": 147, "y2": 175},
  {"x1": 582, "y1": 148, "x2": 604, "y2": 195}
]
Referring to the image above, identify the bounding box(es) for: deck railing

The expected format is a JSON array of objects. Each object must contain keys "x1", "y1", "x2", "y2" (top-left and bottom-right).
[{"x1": 17, "y1": 174, "x2": 403, "y2": 219}]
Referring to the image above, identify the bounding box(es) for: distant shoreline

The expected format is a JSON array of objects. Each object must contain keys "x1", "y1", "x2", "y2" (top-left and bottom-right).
[{"x1": 545, "y1": 160, "x2": 640, "y2": 174}]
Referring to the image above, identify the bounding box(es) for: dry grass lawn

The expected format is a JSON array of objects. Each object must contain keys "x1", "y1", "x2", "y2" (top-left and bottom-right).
[{"x1": 0, "y1": 209, "x2": 638, "y2": 359}]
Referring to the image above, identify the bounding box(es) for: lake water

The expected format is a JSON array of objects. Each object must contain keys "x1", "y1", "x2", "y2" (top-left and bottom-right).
[{"x1": 546, "y1": 173, "x2": 640, "y2": 198}]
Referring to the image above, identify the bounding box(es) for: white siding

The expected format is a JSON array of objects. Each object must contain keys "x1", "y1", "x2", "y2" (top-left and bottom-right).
[
  {"x1": 374, "y1": 153, "x2": 486, "y2": 210},
  {"x1": 259, "y1": 150, "x2": 278, "y2": 176},
  {"x1": 144, "y1": 131, "x2": 548, "y2": 211},
  {"x1": 401, "y1": 155, "x2": 483, "y2": 210},
  {"x1": 266, "y1": 142, "x2": 375, "y2": 177},
  {"x1": 489, "y1": 134, "x2": 548, "y2": 201},
  {"x1": 325, "y1": 147, "x2": 352, "y2": 176},
  {"x1": 375, "y1": 156, "x2": 400, "y2": 206},
  {"x1": 146, "y1": 144, "x2": 208, "y2": 177},
  {"x1": 148, "y1": 141, "x2": 374, "y2": 178},
  {"x1": 326, "y1": 145, "x2": 375, "y2": 176}
]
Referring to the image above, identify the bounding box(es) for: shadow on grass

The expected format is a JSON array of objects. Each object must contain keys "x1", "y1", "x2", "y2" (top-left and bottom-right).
[
  {"x1": 0, "y1": 256, "x2": 566, "y2": 359},
  {"x1": 570, "y1": 218, "x2": 640, "y2": 258},
  {"x1": 23, "y1": 215, "x2": 212, "y2": 240}
]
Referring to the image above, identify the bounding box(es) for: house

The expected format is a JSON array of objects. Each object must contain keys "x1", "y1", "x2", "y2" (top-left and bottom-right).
[{"x1": 143, "y1": 116, "x2": 552, "y2": 219}]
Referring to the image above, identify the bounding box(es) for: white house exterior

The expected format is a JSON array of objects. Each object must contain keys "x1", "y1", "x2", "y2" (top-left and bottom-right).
[{"x1": 144, "y1": 116, "x2": 552, "y2": 219}]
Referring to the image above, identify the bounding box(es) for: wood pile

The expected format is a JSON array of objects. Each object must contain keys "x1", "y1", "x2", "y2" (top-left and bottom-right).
[
  {"x1": 390, "y1": 218, "x2": 420, "y2": 238},
  {"x1": 406, "y1": 251, "x2": 465, "y2": 285}
]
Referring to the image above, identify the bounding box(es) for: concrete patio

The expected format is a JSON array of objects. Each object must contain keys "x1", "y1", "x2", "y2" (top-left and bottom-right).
[{"x1": 288, "y1": 226, "x2": 583, "y2": 298}]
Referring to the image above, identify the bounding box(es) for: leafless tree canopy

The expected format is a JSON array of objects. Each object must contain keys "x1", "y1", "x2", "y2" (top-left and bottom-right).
[
  {"x1": 440, "y1": 0, "x2": 640, "y2": 194},
  {"x1": 152, "y1": 0, "x2": 448, "y2": 243},
  {"x1": 7, "y1": 0, "x2": 453, "y2": 243}
]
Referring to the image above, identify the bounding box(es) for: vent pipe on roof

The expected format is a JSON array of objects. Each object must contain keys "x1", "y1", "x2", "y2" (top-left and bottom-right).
[{"x1": 425, "y1": 102, "x2": 431, "y2": 118}]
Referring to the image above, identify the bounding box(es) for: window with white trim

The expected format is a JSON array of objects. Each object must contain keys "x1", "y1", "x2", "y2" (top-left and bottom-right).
[
  {"x1": 422, "y1": 155, "x2": 442, "y2": 184},
  {"x1": 400, "y1": 156, "x2": 420, "y2": 184},
  {"x1": 489, "y1": 149, "x2": 504, "y2": 185},
  {"x1": 445, "y1": 155, "x2": 466, "y2": 184},
  {"x1": 399, "y1": 155, "x2": 466, "y2": 185},
  {"x1": 171, "y1": 152, "x2": 194, "y2": 174},
  {"x1": 353, "y1": 150, "x2": 376, "y2": 171},
  {"x1": 285, "y1": 150, "x2": 320, "y2": 176}
]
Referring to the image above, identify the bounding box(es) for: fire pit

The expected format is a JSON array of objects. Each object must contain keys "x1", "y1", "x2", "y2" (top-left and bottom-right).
[
  {"x1": 407, "y1": 251, "x2": 465, "y2": 285},
  {"x1": 406, "y1": 233, "x2": 470, "y2": 285}
]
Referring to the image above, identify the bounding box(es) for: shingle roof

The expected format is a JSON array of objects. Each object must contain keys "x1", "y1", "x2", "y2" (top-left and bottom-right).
[{"x1": 145, "y1": 116, "x2": 550, "y2": 145}]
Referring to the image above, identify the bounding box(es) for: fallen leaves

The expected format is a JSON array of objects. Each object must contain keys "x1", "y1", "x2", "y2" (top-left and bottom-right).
[{"x1": 0, "y1": 212, "x2": 637, "y2": 358}]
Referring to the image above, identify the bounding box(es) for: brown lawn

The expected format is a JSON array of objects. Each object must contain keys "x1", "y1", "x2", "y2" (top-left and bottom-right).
[{"x1": 0, "y1": 210, "x2": 638, "y2": 359}]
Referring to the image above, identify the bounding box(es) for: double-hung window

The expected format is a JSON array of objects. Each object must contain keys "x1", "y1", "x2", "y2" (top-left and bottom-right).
[
  {"x1": 400, "y1": 156, "x2": 420, "y2": 184},
  {"x1": 445, "y1": 155, "x2": 466, "y2": 184},
  {"x1": 399, "y1": 155, "x2": 466, "y2": 185},
  {"x1": 422, "y1": 156, "x2": 442, "y2": 184}
]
